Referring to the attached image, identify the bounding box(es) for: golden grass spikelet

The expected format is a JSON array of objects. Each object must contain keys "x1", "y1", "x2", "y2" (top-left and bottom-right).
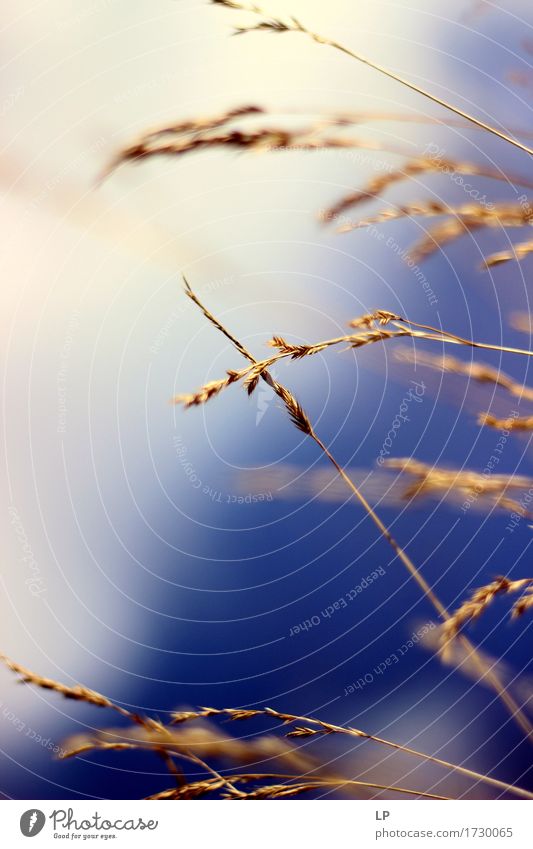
[
  {"x1": 349, "y1": 328, "x2": 402, "y2": 348},
  {"x1": 267, "y1": 336, "x2": 330, "y2": 358},
  {"x1": 172, "y1": 705, "x2": 533, "y2": 797},
  {"x1": 235, "y1": 783, "x2": 318, "y2": 799},
  {"x1": 0, "y1": 654, "x2": 168, "y2": 733},
  {"x1": 148, "y1": 773, "x2": 450, "y2": 801},
  {"x1": 338, "y1": 200, "x2": 533, "y2": 234},
  {"x1": 513, "y1": 588, "x2": 533, "y2": 618},
  {"x1": 482, "y1": 239, "x2": 533, "y2": 268},
  {"x1": 272, "y1": 383, "x2": 313, "y2": 435},
  {"x1": 0, "y1": 654, "x2": 126, "y2": 714},
  {"x1": 147, "y1": 780, "x2": 228, "y2": 800},
  {"x1": 349, "y1": 310, "x2": 402, "y2": 328},
  {"x1": 173, "y1": 376, "x2": 232, "y2": 408},
  {"x1": 102, "y1": 108, "x2": 393, "y2": 183},
  {"x1": 61, "y1": 741, "x2": 138, "y2": 759},
  {"x1": 384, "y1": 457, "x2": 533, "y2": 518},
  {"x1": 408, "y1": 217, "x2": 479, "y2": 264},
  {"x1": 479, "y1": 412, "x2": 533, "y2": 431},
  {"x1": 326, "y1": 159, "x2": 443, "y2": 218},
  {"x1": 325, "y1": 157, "x2": 533, "y2": 219},
  {"x1": 338, "y1": 200, "x2": 533, "y2": 264},
  {"x1": 440, "y1": 577, "x2": 533, "y2": 658},
  {"x1": 227, "y1": 779, "x2": 449, "y2": 800},
  {"x1": 287, "y1": 726, "x2": 321, "y2": 738}
]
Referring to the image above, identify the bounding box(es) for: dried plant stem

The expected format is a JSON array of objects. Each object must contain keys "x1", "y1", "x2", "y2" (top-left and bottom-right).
[
  {"x1": 301, "y1": 434, "x2": 531, "y2": 738},
  {"x1": 2, "y1": 652, "x2": 528, "y2": 799},
  {"x1": 175, "y1": 310, "x2": 533, "y2": 408},
  {"x1": 441, "y1": 578, "x2": 533, "y2": 658},
  {"x1": 103, "y1": 105, "x2": 533, "y2": 199},
  {"x1": 479, "y1": 412, "x2": 533, "y2": 431},
  {"x1": 211, "y1": 1, "x2": 533, "y2": 158},
  {"x1": 181, "y1": 751, "x2": 248, "y2": 799},
  {"x1": 0, "y1": 655, "x2": 130, "y2": 717},
  {"x1": 401, "y1": 316, "x2": 533, "y2": 359},
  {"x1": 394, "y1": 347, "x2": 533, "y2": 404},
  {"x1": 482, "y1": 240, "x2": 533, "y2": 269},
  {"x1": 310, "y1": 432, "x2": 446, "y2": 615},
  {"x1": 157, "y1": 753, "x2": 450, "y2": 799},
  {"x1": 172, "y1": 707, "x2": 533, "y2": 799},
  {"x1": 148, "y1": 771, "x2": 451, "y2": 800},
  {"x1": 179, "y1": 280, "x2": 532, "y2": 740},
  {"x1": 325, "y1": 158, "x2": 533, "y2": 219},
  {"x1": 336, "y1": 201, "x2": 533, "y2": 264},
  {"x1": 230, "y1": 775, "x2": 449, "y2": 800},
  {"x1": 0, "y1": 654, "x2": 168, "y2": 735},
  {"x1": 339, "y1": 200, "x2": 533, "y2": 234}
]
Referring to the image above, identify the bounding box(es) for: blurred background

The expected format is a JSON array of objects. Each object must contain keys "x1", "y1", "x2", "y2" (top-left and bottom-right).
[{"x1": 1, "y1": 0, "x2": 533, "y2": 799}]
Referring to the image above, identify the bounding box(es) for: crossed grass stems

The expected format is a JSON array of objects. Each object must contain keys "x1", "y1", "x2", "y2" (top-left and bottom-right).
[
  {"x1": 167, "y1": 4, "x2": 533, "y2": 780},
  {"x1": 176, "y1": 280, "x2": 533, "y2": 741},
  {"x1": 5, "y1": 289, "x2": 533, "y2": 799},
  {"x1": 6, "y1": 0, "x2": 533, "y2": 801}
]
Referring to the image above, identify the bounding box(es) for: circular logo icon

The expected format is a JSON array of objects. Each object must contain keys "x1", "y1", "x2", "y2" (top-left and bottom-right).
[{"x1": 20, "y1": 810, "x2": 46, "y2": 837}]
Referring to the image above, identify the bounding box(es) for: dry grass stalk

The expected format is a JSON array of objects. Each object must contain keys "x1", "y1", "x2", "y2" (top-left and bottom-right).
[
  {"x1": 358, "y1": 315, "x2": 533, "y2": 359},
  {"x1": 0, "y1": 653, "x2": 167, "y2": 734},
  {"x1": 170, "y1": 706, "x2": 532, "y2": 798},
  {"x1": 222, "y1": 779, "x2": 447, "y2": 800},
  {"x1": 338, "y1": 200, "x2": 533, "y2": 233},
  {"x1": 61, "y1": 720, "x2": 315, "y2": 774},
  {"x1": 440, "y1": 578, "x2": 533, "y2": 660},
  {"x1": 408, "y1": 217, "x2": 485, "y2": 264},
  {"x1": 513, "y1": 588, "x2": 533, "y2": 618},
  {"x1": 101, "y1": 106, "x2": 416, "y2": 183},
  {"x1": 482, "y1": 239, "x2": 533, "y2": 269},
  {"x1": 384, "y1": 458, "x2": 533, "y2": 519},
  {"x1": 147, "y1": 773, "x2": 450, "y2": 800},
  {"x1": 210, "y1": 1, "x2": 533, "y2": 157},
  {"x1": 3, "y1": 653, "x2": 530, "y2": 799},
  {"x1": 60, "y1": 727, "x2": 453, "y2": 800},
  {"x1": 100, "y1": 105, "x2": 266, "y2": 180},
  {"x1": 325, "y1": 157, "x2": 533, "y2": 219},
  {"x1": 394, "y1": 346, "x2": 533, "y2": 403},
  {"x1": 176, "y1": 280, "x2": 532, "y2": 740},
  {"x1": 0, "y1": 655, "x2": 128, "y2": 714},
  {"x1": 174, "y1": 309, "x2": 533, "y2": 410},
  {"x1": 337, "y1": 200, "x2": 533, "y2": 264},
  {"x1": 180, "y1": 280, "x2": 313, "y2": 432},
  {"x1": 479, "y1": 412, "x2": 533, "y2": 431}
]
